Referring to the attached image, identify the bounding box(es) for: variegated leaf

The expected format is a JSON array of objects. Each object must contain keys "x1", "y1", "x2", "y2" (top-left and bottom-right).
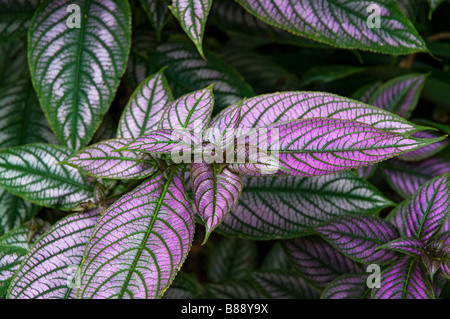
[
  {"x1": 159, "y1": 85, "x2": 214, "y2": 130},
  {"x1": 397, "y1": 131, "x2": 448, "y2": 161},
  {"x1": 169, "y1": 0, "x2": 212, "y2": 59},
  {"x1": 243, "y1": 118, "x2": 440, "y2": 176},
  {"x1": 316, "y1": 216, "x2": 400, "y2": 264},
  {"x1": 321, "y1": 274, "x2": 370, "y2": 299},
  {"x1": 191, "y1": 163, "x2": 243, "y2": 243},
  {"x1": 235, "y1": 0, "x2": 428, "y2": 54},
  {"x1": 381, "y1": 157, "x2": 450, "y2": 198},
  {"x1": 28, "y1": 0, "x2": 131, "y2": 150},
  {"x1": 117, "y1": 69, "x2": 173, "y2": 139},
  {"x1": 372, "y1": 258, "x2": 435, "y2": 299},
  {"x1": 379, "y1": 237, "x2": 426, "y2": 258},
  {"x1": 0, "y1": 144, "x2": 94, "y2": 210},
  {"x1": 0, "y1": 190, "x2": 37, "y2": 236},
  {"x1": 63, "y1": 139, "x2": 157, "y2": 180},
  {"x1": 368, "y1": 74, "x2": 427, "y2": 119},
  {"x1": 283, "y1": 236, "x2": 363, "y2": 289},
  {"x1": 79, "y1": 169, "x2": 194, "y2": 299},
  {"x1": 7, "y1": 209, "x2": 100, "y2": 299},
  {"x1": 0, "y1": 0, "x2": 42, "y2": 42},
  {"x1": 218, "y1": 172, "x2": 393, "y2": 239}
]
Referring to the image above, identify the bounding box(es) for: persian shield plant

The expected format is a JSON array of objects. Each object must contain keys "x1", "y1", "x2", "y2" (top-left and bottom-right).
[{"x1": 0, "y1": 0, "x2": 449, "y2": 300}]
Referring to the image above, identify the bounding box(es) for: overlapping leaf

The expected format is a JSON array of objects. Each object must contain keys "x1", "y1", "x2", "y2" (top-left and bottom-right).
[
  {"x1": 283, "y1": 236, "x2": 363, "y2": 289},
  {"x1": 169, "y1": 0, "x2": 212, "y2": 58},
  {"x1": 191, "y1": 163, "x2": 243, "y2": 242},
  {"x1": 117, "y1": 70, "x2": 173, "y2": 139},
  {"x1": 398, "y1": 131, "x2": 448, "y2": 161},
  {"x1": 79, "y1": 170, "x2": 194, "y2": 299},
  {"x1": 389, "y1": 174, "x2": 450, "y2": 241},
  {"x1": 235, "y1": 0, "x2": 428, "y2": 54},
  {"x1": 218, "y1": 172, "x2": 393, "y2": 239},
  {"x1": 28, "y1": 0, "x2": 131, "y2": 150},
  {"x1": 316, "y1": 216, "x2": 400, "y2": 264},
  {"x1": 0, "y1": 41, "x2": 28, "y2": 87},
  {"x1": 7, "y1": 209, "x2": 100, "y2": 299},
  {"x1": 138, "y1": 0, "x2": 170, "y2": 39},
  {"x1": 244, "y1": 118, "x2": 440, "y2": 176},
  {"x1": 63, "y1": 139, "x2": 157, "y2": 180},
  {"x1": 0, "y1": 0, "x2": 42, "y2": 43},
  {"x1": 380, "y1": 237, "x2": 427, "y2": 257},
  {"x1": 367, "y1": 74, "x2": 427, "y2": 119},
  {"x1": 0, "y1": 144, "x2": 94, "y2": 210},
  {"x1": 371, "y1": 258, "x2": 435, "y2": 299},
  {"x1": 321, "y1": 274, "x2": 370, "y2": 299},
  {"x1": 0, "y1": 190, "x2": 37, "y2": 237},
  {"x1": 381, "y1": 157, "x2": 450, "y2": 198}
]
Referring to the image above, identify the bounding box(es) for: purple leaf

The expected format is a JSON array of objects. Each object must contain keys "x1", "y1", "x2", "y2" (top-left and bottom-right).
[
  {"x1": 372, "y1": 258, "x2": 435, "y2": 299},
  {"x1": 321, "y1": 274, "x2": 369, "y2": 299},
  {"x1": 316, "y1": 216, "x2": 400, "y2": 264},
  {"x1": 234, "y1": 0, "x2": 428, "y2": 55},
  {"x1": 381, "y1": 156, "x2": 450, "y2": 198},
  {"x1": 215, "y1": 91, "x2": 423, "y2": 133},
  {"x1": 368, "y1": 74, "x2": 427, "y2": 119},
  {"x1": 380, "y1": 237, "x2": 426, "y2": 257},
  {"x1": 117, "y1": 69, "x2": 173, "y2": 139},
  {"x1": 434, "y1": 232, "x2": 450, "y2": 279},
  {"x1": 391, "y1": 174, "x2": 450, "y2": 241},
  {"x1": 159, "y1": 85, "x2": 214, "y2": 130},
  {"x1": 8, "y1": 209, "x2": 100, "y2": 299},
  {"x1": 243, "y1": 118, "x2": 439, "y2": 176},
  {"x1": 283, "y1": 236, "x2": 363, "y2": 289},
  {"x1": 204, "y1": 101, "x2": 242, "y2": 149},
  {"x1": 79, "y1": 169, "x2": 194, "y2": 299},
  {"x1": 218, "y1": 172, "x2": 393, "y2": 239},
  {"x1": 397, "y1": 130, "x2": 448, "y2": 161},
  {"x1": 191, "y1": 162, "x2": 243, "y2": 243},
  {"x1": 64, "y1": 138, "x2": 157, "y2": 179},
  {"x1": 169, "y1": 0, "x2": 212, "y2": 59}
]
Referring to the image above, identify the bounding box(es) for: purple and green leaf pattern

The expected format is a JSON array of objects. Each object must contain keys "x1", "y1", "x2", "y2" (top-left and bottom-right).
[
  {"x1": 0, "y1": 0, "x2": 42, "y2": 43},
  {"x1": 283, "y1": 236, "x2": 363, "y2": 289},
  {"x1": 245, "y1": 118, "x2": 440, "y2": 176},
  {"x1": 379, "y1": 237, "x2": 427, "y2": 258},
  {"x1": 218, "y1": 172, "x2": 393, "y2": 239},
  {"x1": 321, "y1": 274, "x2": 369, "y2": 299},
  {"x1": 0, "y1": 144, "x2": 94, "y2": 210},
  {"x1": 381, "y1": 156, "x2": 450, "y2": 198},
  {"x1": 191, "y1": 163, "x2": 243, "y2": 243},
  {"x1": 7, "y1": 209, "x2": 100, "y2": 299},
  {"x1": 316, "y1": 216, "x2": 400, "y2": 264},
  {"x1": 169, "y1": 0, "x2": 212, "y2": 59},
  {"x1": 79, "y1": 169, "x2": 194, "y2": 299},
  {"x1": 63, "y1": 139, "x2": 157, "y2": 180},
  {"x1": 159, "y1": 85, "x2": 214, "y2": 130},
  {"x1": 117, "y1": 69, "x2": 173, "y2": 139},
  {"x1": 28, "y1": 0, "x2": 131, "y2": 150},
  {"x1": 371, "y1": 258, "x2": 435, "y2": 299},
  {"x1": 235, "y1": 0, "x2": 428, "y2": 55},
  {"x1": 390, "y1": 174, "x2": 450, "y2": 241},
  {"x1": 251, "y1": 270, "x2": 320, "y2": 299},
  {"x1": 216, "y1": 91, "x2": 426, "y2": 134},
  {"x1": 368, "y1": 74, "x2": 427, "y2": 119},
  {"x1": 397, "y1": 130, "x2": 448, "y2": 161}
]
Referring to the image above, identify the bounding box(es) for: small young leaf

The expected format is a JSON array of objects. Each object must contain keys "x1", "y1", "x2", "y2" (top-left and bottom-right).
[
  {"x1": 316, "y1": 216, "x2": 400, "y2": 264},
  {"x1": 117, "y1": 70, "x2": 173, "y2": 139},
  {"x1": 79, "y1": 169, "x2": 194, "y2": 299},
  {"x1": 28, "y1": 0, "x2": 131, "y2": 149},
  {"x1": 321, "y1": 274, "x2": 370, "y2": 299},
  {"x1": 191, "y1": 163, "x2": 243, "y2": 243},
  {"x1": 0, "y1": 144, "x2": 94, "y2": 210},
  {"x1": 159, "y1": 85, "x2": 214, "y2": 130},
  {"x1": 218, "y1": 172, "x2": 393, "y2": 239},
  {"x1": 380, "y1": 237, "x2": 427, "y2": 258},
  {"x1": 283, "y1": 236, "x2": 363, "y2": 289},
  {"x1": 7, "y1": 209, "x2": 100, "y2": 299},
  {"x1": 169, "y1": 0, "x2": 212, "y2": 59},
  {"x1": 371, "y1": 258, "x2": 435, "y2": 299},
  {"x1": 64, "y1": 139, "x2": 157, "y2": 180},
  {"x1": 235, "y1": 0, "x2": 428, "y2": 54}
]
